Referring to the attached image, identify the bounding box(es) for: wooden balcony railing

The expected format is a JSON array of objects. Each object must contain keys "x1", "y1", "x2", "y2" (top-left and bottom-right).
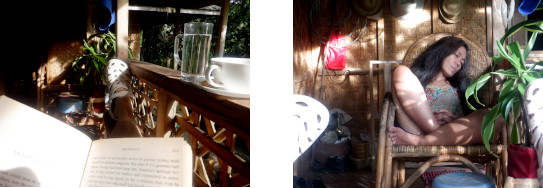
[{"x1": 123, "y1": 59, "x2": 249, "y2": 187}]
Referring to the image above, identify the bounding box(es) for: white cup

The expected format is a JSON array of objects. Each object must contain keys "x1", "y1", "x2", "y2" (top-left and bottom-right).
[{"x1": 205, "y1": 57, "x2": 250, "y2": 93}]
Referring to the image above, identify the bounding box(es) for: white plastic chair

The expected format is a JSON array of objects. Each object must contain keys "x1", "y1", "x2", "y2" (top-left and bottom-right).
[
  {"x1": 524, "y1": 78, "x2": 543, "y2": 185},
  {"x1": 292, "y1": 94, "x2": 329, "y2": 163}
]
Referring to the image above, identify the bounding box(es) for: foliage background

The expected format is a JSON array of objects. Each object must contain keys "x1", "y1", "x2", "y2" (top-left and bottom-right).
[{"x1": 140, "y1": 0, "x2": 250, "y2": 68}]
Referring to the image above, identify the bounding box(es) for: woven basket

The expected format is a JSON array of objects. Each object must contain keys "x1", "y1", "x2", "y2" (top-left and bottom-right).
[
  {"x1": 349, "y1": 155, "x2": 371, "y2": 170},
  {"x1": 351, "y1": 141, "x2": 370, "y2": 158},
  {"x1": 351, "y1": 141, "x2": 369, "y2": 151}
]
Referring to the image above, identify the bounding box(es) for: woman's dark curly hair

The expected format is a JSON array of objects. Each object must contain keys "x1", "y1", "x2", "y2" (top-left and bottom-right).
[
  {"x1": 410, "y1": 36, "x2": 475, "y2": 113},
  {"x1": 410, "y1": 36, "x2": 471, "y2": 95}
]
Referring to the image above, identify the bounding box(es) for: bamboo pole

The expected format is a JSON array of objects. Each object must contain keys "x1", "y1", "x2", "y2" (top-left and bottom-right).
[
  {"x1": 375, "y1": 93, "x2": 390, "y2": 188},
  {"x1": 383, "y1": 100, "x2": 396, "y2": 188},
  {"x1": 392, "y1": 160, "x2": 398, "y2": 188},
  {"x1": 214, "y1": 0, "x2": 230, "y2": 57},
  {"x1": 117, "y1": 0, "x2": 129, "y2": 59},
  {"x1": 398, "y1": 161, "x2": 405, "y2": 186}
]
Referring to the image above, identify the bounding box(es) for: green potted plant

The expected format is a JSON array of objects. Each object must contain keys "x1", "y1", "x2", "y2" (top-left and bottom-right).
[
  {"x1": 465, "y1": 3, "x2": 542, "y2": 180},
  {"x1": 72, "y1": 31, "x2": 117, "y2": 113},
  {"x1": 466, "y1": 18, "x2": 542, "y2": 149}
]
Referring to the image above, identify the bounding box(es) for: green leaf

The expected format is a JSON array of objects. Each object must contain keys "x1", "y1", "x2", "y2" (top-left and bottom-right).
[
  {"x1": 491, "y1": 69, "x2": 518, "y2": 79},
  {"x1": 525, "y1": 25, "x2": 543, "y2": 33},
  {"x1": 91, "y1": 59, "x2": 100, "y2": 72},
  {"x1": 95, "y1": 55, "x2": 107, "y2": 65},
  {"x1": 79, "y1": 76, "x2": 85, "y2": 86},
  {"x1": 72, "y1": 56, "x2": 83, "y2": 68},
  {"x1": 511, "y1": 120, "x2": 519, "y2": 144},
  {"x1": 497, "y1": 40, "x2": 516, "y2": 68},
  {"x1": 524, "y1": 21, "x2": 543, "y2": 33},
  {"x1": 524, "y1": 32, "x2": 539, "y2": 61},
  {"x1": 522, "y1": 73, "x2": 538, "y2": 83},
  {"x1": 83, "y1": 40, "x2": 97, "y2": 56},
  {"x1": 493, "y1": 55, "x2": 505, "y2": 66},
  {"x1": 498, "y1": 90, "x2": 517, "y2": 123},
  {"x1": 507, "y1": 42, "x2": 525, "y2": 70},
  {"x1": 513, "y1": 99, "x2": 521, "y2": 124},
  {"x1": 500, "y1": 20, "x2": 543, "y2": 44},
  {"x1": 510, "y1": 101, "x2": 521, "y2": 144},
  {"x1": 498, "y1": 79, "x2": 515, "y2": 100},
  {"x1": 481, "y1": 105, "x2": 501, "y2": 154},
  {"x1": 465, "y1": 72, "x2": 491, "y2": 110},
  {"x1": 518, "y1": 82, "x2": 527, "y2": 96}
]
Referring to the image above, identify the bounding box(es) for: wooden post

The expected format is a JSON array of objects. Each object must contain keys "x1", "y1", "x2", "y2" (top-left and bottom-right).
[
  {"x1": 377, "y1": 16, "x2": 385, "y2": 110},
  {"x1": 369, "y1": 61, "x2": 375, "y2": 172},
  {"x1": 384, "y1": 102, "x2": 396, "y2": 188},
  {"x1": 117, "y1": 0, "x2": 129, "y2": 59},
  {"x1": 370, "y1": 61, "x2": 400, "y2": 174},
  {"x1": 370, "y1": 17, "x2": 385, "y2": 173},
  {"x1": 486, "y1": 0, "x2": 493, "y2": 55},
  {"x1": 86, "y1": 0, "x2": 94, "y2": 38},
  {"x1": 392, "y1": 160, "x2": 398, "y2": 188},
  {"x1": 214, "y1": 0, "x2": 230, "y2": 57},
  {"x1": 492, "y1": 0, "x2": 505, "y2": 57},
  {"x1": 398, "y1": 161, "x2": 405, "y2": 185},
  {"x1": 156, "y1": 89, "x2": 176, "y2": 137},
  {"x1": 36, "y1": 62, "x2": 46, "y2": 112},
  {"x1": 375, "y1": 94, "x2": 390, "y2": 188}
]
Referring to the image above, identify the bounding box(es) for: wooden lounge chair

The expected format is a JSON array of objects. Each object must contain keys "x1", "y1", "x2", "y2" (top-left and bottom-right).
[{"x1": 374, "y1": 33, "x2": 508, "y2": 188}]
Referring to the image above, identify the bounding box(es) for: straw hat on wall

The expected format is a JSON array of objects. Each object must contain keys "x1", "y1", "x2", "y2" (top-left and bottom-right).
[
  {"x1": 353, "y1": 0, "x2": 384, "y2": 20},
  {"x1": 390, "y1": 0, "x2": 424, "y2": 20},
  {"x1": 439, "y1": 0, "x2": 466, "y2": 24}
]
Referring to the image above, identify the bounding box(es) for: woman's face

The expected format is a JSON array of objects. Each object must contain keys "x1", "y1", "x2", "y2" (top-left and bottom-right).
[{"x1": 441, "y1": 46, "x2": 467, "y2": 78}]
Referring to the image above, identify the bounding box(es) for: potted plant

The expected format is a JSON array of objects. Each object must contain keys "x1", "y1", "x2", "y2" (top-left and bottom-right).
[
  {"x1": 465, "y1": 4, "x2": 542, "y2": 180},
  {"x1": 72, "y1": 31, "x2": 117, "y2": 113},
  {"x1": 466, "y1": 18, "x2": 542, "y2": 148}
]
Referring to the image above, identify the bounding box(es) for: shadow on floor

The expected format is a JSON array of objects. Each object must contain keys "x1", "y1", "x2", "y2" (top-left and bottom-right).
[
  {"x1": 296, "y1": 164, "x2": 375, "y2": 188},
  {"x1": 295, "y1": 161, "x2": 480, "y2": 188}
]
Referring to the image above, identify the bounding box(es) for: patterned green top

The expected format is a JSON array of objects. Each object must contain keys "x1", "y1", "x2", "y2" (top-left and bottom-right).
[{"x1": 424, "y1": 86, "x2": 464, "y2": 118}]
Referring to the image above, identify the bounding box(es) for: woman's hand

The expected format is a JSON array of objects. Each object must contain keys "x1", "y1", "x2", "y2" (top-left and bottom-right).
[{"x1": 434, "y1": 109, "x2": 456, "y2": 126}]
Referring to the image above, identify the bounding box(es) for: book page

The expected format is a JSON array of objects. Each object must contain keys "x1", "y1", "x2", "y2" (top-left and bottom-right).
[
  {"x1": 0, "y1": 96, "x2": 93, "y2": 187},
  {"x1": 80, "y1": 136, "x2": 192, "y2": 187}
]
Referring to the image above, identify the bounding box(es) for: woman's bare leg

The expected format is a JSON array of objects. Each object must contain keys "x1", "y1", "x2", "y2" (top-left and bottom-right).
[
  {"x1": 392, "y1": 65, "x2": 439, "y2": 134},
  {"x1": 389, "y1": 109, "x2": 505, "y2": 145},
  {"x1": 109, "y1": 96, "x2": 142, "y2": 138},
  {"x1": 106, "y1": 59, "x2": 142, "y2": 138}
]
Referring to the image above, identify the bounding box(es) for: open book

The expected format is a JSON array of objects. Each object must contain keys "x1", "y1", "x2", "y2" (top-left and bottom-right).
[{"x1": 0, "y1": 95, "x2": 192, "y2": 187}]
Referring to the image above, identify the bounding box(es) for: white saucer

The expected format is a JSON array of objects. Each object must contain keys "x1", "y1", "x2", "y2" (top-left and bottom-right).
[{"x1": 192, "y1": 79, "x2": 250, "y2": 98}]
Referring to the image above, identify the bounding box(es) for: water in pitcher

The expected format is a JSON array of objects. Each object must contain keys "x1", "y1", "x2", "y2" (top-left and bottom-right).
[{"x1": 180, "y1": 33, "x2": 212, "y2": 81}]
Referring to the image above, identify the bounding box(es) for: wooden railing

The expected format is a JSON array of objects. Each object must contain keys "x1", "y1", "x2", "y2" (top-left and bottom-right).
[{"x1": 123, "y1": 59, "x2": 249, "y2": 187}]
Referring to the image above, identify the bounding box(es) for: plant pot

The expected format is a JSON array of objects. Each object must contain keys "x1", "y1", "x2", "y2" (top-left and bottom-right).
[
  {"x1": 91, "y1": 84, "x2": 106, "y2": 114},
  {"x1": 507, "y1": 144, "x2": 538, "y2": 178}
]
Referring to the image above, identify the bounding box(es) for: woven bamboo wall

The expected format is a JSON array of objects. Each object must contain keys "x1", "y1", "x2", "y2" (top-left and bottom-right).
[
  {"x1": 293, "y1": 0, "x2": 493, "y2": 146},
  {"x1": 46, "y1": 40, "x2": 84, "y2": 85}
]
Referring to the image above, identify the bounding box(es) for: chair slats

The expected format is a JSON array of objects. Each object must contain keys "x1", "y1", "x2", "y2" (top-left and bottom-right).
[
  {"x1": 375, "y1": 33, "x2": 507, "y2": 188},
  {"x1": 392, "y1": 144, "x2": 504, "y2": 157}
]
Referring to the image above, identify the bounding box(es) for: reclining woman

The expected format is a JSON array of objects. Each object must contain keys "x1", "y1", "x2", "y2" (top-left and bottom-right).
[{"x1": 388, "y1": 36, "x2": 505, "y2": 146}]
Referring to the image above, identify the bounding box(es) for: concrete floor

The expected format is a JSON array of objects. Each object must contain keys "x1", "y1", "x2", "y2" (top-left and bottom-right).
[
  {"x1": 295, "y1": 155, "x2": 482, "y2": 188},
  {"x1": 298, "y1": 165, "x2": 377, "y2": 188}
]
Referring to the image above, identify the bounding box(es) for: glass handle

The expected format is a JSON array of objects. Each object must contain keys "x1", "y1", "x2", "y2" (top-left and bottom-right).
[{"x1": 174, "y1": 34, "x2": 182, "y2": 63}]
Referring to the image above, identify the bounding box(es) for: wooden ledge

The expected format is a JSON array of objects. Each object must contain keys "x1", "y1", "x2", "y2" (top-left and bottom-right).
[{"x1": 122, "y1": 59, "x2": 250, "y2": 140}]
